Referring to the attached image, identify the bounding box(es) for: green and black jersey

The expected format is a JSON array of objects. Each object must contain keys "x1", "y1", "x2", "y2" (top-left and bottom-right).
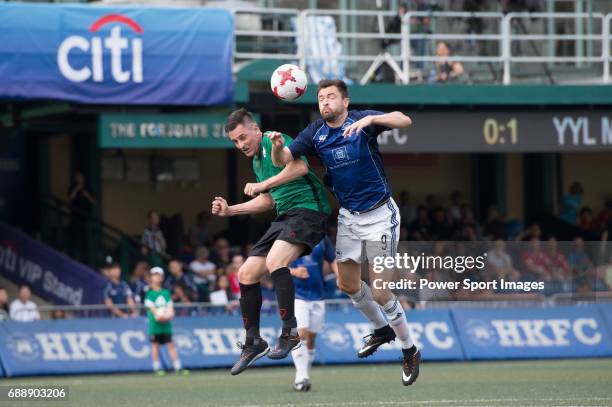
[{"x1": 252, "y1": 133, "x2": 331, "y2": 216}]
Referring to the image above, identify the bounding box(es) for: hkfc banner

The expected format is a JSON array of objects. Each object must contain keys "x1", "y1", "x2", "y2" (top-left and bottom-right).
[{"x1": 0, "y1": 4, "x2": 233, "y2": 105}]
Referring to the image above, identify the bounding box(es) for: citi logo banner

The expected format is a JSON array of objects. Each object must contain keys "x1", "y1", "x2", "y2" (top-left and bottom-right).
[
  {"x1": 57, "y1": 14, "x2": 143, "y2": 83},
  {"x1": 0, "y1": 4, "x2": 234, "y2": 105}
]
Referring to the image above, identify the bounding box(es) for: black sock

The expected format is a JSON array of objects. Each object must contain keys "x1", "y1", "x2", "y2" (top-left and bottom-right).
[
  {"x1": 270, "y1": 267, "x2": 297, "y2": 331},
  {"x1": 239, "y1": 282, "x2": 262, "y2": 344},
  {"x1": 402, "y1": 345, "x2": 417, "y2": 357},
  {"x1": 374, "y1": 324, "x2": 392, "y2": 336}
]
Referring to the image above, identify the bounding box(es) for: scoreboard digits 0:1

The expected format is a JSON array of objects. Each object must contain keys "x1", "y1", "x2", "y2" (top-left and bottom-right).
[{"x1": 483, "y1": 118, "x2": 518, "y2": 146}]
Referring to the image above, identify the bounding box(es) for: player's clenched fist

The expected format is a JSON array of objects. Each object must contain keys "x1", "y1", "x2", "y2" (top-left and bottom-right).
[
  {"x1": 244, "y1": 182, "x2": 267, "y2": 197},
  {"x1": 211, "y1": 197, "x2": 230, "y2": 217},
  {"x1": 266, "y1": 131, "x2": 284, "y2": 148}
]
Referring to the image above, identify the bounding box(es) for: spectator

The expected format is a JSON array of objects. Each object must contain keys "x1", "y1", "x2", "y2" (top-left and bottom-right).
[
  {"x1": 141, "y1": 210, "x2": 167, "y2": 255},
  {"x1": 429, "y1": 41, "x2": 464, "y2": 83},
  {"x1": 397, "y1": 190, "x2": 417, "y2": 226},
  {"x1": 455, "y1": 204, "x2": 480, "y2": 241},
  {"x1": 515, "y1": 223, "x2": 542, "y2": 242},
  {"x1": 0, "y1": 287, "x2": 9, "y2": 321},
  {"x1": 544, "y1": 237, "x2": 571, "y2": 292},
  {"x1": 260, "y1": 275, "x2": 276, "y2": 301},
  {"x1": 9, "y1": 285, "x2": 40, "y2": 322},
  {"x1": 567, "y1": 237, "x2": 593, "y2": 275},
  {"x1": 68, "y1": 171, "x2": 96, "y2": 261},
  {"x1": 483, "y1": 205, "x2": 508, "y2": 240},
  {"x1": 521, "y1": 237, "x2": 549, "y2": 281},
  {"x1": 595, "y1": 199, "x2": 612, "y2": 233},
  {"x1": 425, "y1": 194, "x2": 440, "y2": 219},
  {"x1": 429, "y1": 207, "x2": 453, "y2": 240},
  {"x1": 209, "y1": 274, "x2": 237, "y2": 304},
  {"x1": 190, "y1": 247, "x2": 217, "y2": 285},
  {"x1": 228, "y1": 254, "x2": 244, "y2": 298},
  {"x1": 381, "y1": 3, "x2": 408, "y2": 50},
  {"x1": 164, "y1": 259, "x2": 198, "y2": 305},
  {"x1": 190, "y1": 211, "x2": 211, "y2": 248},
  {"x1": 104, "y1": 262, "x2": 137, "y2": 318},
  {"x1": 448, "y1": 191, "x2": 464, "y2": 223},
  {"x1": 189, "y1": 246, "x2": 217, "y2": 302},
  {"x1": 560, "y1": 182, "x2": 583, "y2": 224},
  {"x1": 408, "y1": 205, "x2": 430, "y2": 240},
  {"x1": 374, "y1": 2, "x2": 409, "y2": 83},
  {"x1": 410, "y1": 0, "x2": 436, "y2": 69},
  {"x1": 210, "y1": 237, "x2": 231, "y2": 268},
  {"x1": 486, "y1": 240, "x2": 515, "y2": 279},
  {"x1": 51, "y1": 310, "x2": 66, "y2": 320},
  {"x1": 578, "y1": 207, "x2": 596, "y2": 232},
  {"x1": 130, "y1": 261, "x2": 151, "y2": 304}
]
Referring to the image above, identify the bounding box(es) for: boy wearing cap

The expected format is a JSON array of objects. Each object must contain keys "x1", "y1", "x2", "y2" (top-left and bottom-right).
[{"x1": 145, "y1": 266, "x2": 189, "y2": 376}]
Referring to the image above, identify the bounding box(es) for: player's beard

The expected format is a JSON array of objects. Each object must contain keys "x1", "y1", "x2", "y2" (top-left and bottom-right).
[{"x1": 321, "y1": 107, "x2": 341, "y2": 123}]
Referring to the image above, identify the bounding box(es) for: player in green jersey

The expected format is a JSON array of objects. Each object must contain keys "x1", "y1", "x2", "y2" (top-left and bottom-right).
[
  {"x1": 212, "y1": 108, "x2": 331, "y2": 376},
  {"x1": 145, "y1": 266, "x2": 189, "y2": 376}
]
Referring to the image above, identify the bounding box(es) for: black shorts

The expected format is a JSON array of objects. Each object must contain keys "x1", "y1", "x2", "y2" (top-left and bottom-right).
[
  {"x1": 149, "y1": 333, "x2": 172, "y2": 344},
  {"x1": 250, "y1": 208, "x2": 327, "y2": 258}
]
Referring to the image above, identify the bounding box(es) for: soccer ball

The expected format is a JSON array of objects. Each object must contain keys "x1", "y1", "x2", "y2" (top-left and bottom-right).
[
  {"x1": 270, "y1": 64, "x2": 307, "y2": 101},
  {"x1": 155, "y1": 307, "x2": 174, "y2": 322}
]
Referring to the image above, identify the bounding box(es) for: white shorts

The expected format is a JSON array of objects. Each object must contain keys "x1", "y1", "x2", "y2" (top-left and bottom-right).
[
  {"x1": 336, "y1": 197, "x2": 401, "y2": 263},
  {"x1": 295, "y1": 299, "x2": 325, "y2": 333}
]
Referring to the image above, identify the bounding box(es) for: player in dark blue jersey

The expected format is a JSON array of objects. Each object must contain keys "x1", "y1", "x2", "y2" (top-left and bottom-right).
[
  {"x1": 289, "y1": 236, "x2": 337, "y2": 391},
  {"x1": 269, "y1": 79, "x2": 420, "y2": 386}
]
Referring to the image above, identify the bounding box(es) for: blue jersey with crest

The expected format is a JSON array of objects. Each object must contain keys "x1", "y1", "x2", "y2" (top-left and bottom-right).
[
  {"x1": 292, "y1": 237, "x2": 336, "y2": 301},
  {"x1": 288, "y1": 110, "x2": 391, "y2": 213}
]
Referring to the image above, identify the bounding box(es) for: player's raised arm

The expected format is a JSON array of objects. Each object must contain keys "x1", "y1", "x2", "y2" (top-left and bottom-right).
[
  {"x1": 211, "y1": 193, "x2": 274, "y2": 217},
  {"x1": 268, "y1": 131, "x2": 294, "y2": 166},
  {"x1": 343, "y1": 111, "x2": 412, "y2": 137},
  {"x1": 244, "y1": 158, "x2": 308, "y2": 197}
]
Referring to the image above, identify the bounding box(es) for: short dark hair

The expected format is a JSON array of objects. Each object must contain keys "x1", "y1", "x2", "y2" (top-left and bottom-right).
[
  {"x1": 225, "y1": 108, "x2": 255, "y2": 133},
  {"x1": 317, "y1": 79, "x2": 349, "y2": 99}
]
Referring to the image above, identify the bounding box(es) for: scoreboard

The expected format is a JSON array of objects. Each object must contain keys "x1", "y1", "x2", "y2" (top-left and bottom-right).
[{"x1": 377, "y1": 111, "x2": 612, "y2": 153}]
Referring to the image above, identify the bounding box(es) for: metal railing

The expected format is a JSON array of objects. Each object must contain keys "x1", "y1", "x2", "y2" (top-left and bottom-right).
[
  {"x1": 5, "y1": 293, "x2": 612, "y2": 321},
  {"x1": 230, "y1": 8, "x2": 612, "y2": 85}
]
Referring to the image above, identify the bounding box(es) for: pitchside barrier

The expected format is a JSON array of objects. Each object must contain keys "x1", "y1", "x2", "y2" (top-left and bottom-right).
[{"x1": 0, "y1": 304, "x2": 611, "y2": 377}]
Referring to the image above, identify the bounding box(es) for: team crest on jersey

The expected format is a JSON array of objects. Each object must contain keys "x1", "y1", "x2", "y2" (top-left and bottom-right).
[{"x1": 332, "y1": 146, "x2": 349, "y2": 163}]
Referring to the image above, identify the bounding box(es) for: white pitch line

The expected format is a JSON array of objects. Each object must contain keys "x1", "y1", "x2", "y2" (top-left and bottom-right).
[{"x1": 231, "y1": 398, "x2": 612, "y2": 407}]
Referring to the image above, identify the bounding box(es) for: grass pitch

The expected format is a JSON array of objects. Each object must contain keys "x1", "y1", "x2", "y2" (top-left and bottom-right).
[{"x1": 3, "y1": 358, "x2": 612, "y2": 406}]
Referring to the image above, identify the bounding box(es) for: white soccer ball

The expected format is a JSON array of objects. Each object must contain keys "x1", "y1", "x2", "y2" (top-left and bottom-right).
[
  {"x1": 270, "y1": 64, "x2": 307, "y2": 101},
  {"x1": 155, "y1": 307, "x2": 174, "y2": 322}
]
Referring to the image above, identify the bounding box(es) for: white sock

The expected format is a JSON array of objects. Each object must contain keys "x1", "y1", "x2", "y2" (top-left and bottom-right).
[
  {"x1": 173, "y1": 359, "x2": 182, "y2": 371},
  {"x1": 307, "y1": 348, "x2": 315, "y2": 369},
  {"x1": 382, "y1": 297, "x2": 414, "y2": 349},
  {"x1": 349, "y1": 281, "x2": 387, "y2": 330},
  {"x1": 291, "y1": 340, "x2": 309, "y2": 382},
  {"x1": 153, "y1": 360, "x2": 161, "y2": 371}
]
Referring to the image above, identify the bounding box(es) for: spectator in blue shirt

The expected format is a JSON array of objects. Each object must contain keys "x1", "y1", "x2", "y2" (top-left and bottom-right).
[
  {"x1": 164, "y1": 259, "x2": 198, "y2": 305},
  {"x1": 104, "y1": 261, "x2": 137, "y2": 318}
]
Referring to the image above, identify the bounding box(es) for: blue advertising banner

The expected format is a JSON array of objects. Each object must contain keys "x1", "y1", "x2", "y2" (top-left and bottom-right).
[
  {"x1": 0, "y1": 308, "x2": 462, "y2": 377},
  {"x1": 0, "y1": 4, "x2": 233, "y2": 105},
  {"x1": 0, "y1": 223, "x2": 107, "y2": 305},
  {"x1": 451, "y1": 305, "x2": 612, "y2": 360},
  {"x1": 597, "y1": 303, "x2": 612, "y2": 337}
]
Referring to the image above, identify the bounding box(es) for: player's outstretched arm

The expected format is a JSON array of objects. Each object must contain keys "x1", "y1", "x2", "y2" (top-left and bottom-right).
[
  {"x1": 343, "y1": 111, "x2": 413, "y2": 137},
  {"x1": 244, "y1": 159, "x2": 308, "y2": 197},
  {"x1": 268, "y1": 131, "x2": 294, "y2": 167},
  {"x1": 211, "y1": 194, "x2": 274, "y2": 217}
]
